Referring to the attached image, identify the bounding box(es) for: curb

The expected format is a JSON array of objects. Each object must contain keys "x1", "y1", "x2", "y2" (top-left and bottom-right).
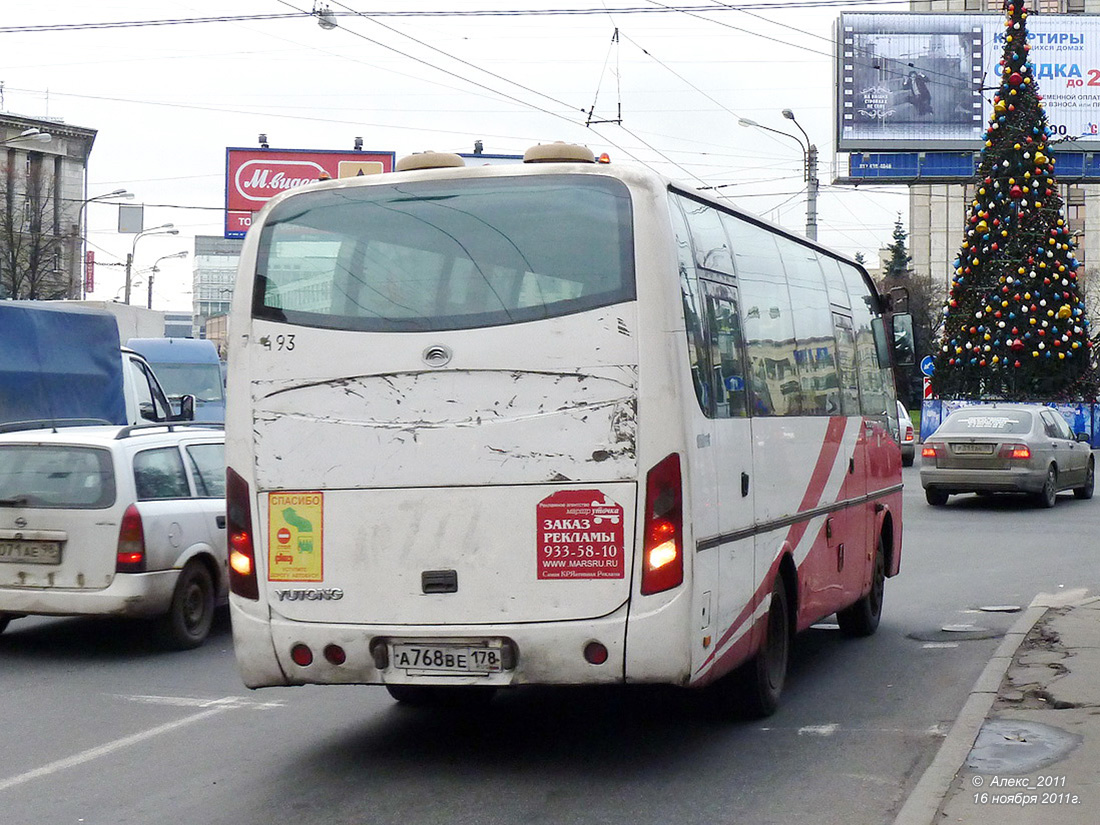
[{"x1": 890, "y1": 598, "x2": 1052, "y2": 825}]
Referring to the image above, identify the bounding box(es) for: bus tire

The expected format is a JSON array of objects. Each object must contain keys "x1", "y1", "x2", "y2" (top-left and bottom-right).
[
  {"x1": 719, "y1": 575, "x2": 790, "y2": 720},
  {"x1": 837, "y1": 536, "x2": 885, "y2": 638},
  {"x1": 156, "y1": 561, "x2": 215, "y2": 650}
]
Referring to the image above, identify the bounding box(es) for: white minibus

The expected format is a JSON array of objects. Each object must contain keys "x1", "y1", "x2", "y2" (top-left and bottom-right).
[{"x1": 226, "y1": 142, "x2": 905, "y2": 717}]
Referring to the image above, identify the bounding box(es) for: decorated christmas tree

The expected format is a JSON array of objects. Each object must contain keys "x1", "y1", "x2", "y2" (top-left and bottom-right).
[{"x1": 932, "y1": 1, "x2": 1094, "y2": 401}]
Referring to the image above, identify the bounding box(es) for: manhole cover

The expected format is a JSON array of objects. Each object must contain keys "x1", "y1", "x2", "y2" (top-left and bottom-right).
[
  {"x1": 967, "y1": 719, "x2": 1081, "y2": 773},
  {"x1": 907, "y1": 625, "x2": 1003, "y2": 642}
]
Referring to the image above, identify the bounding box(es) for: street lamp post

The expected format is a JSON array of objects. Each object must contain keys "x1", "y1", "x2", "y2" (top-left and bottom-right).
[
  {"x1": 0, "y1": 127, "x2": 52, "y2": 146},
  {"x1": 738, "y1": 111, "x2": 819, "y2": 241},
  {"x1": 782, "y1": 109, "x2": 818, "y2": 242},
  {"x1": 146, "y1": 250, "x2": 189, "y2": 309},
  {"x1": 124, "y1": 224, "x2": 178, "y2": 305},
  {"x1": 70, "y1": 189, "x2": 134, "y2": 299}
]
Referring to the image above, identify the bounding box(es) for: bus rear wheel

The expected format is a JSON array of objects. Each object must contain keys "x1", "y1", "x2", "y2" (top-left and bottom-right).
[
  {"x1": 739, "y1": 576, "x2": 790, "y2": 718},
  {"x1": 837, "y1": 536, "x2": 885, "y2": 637},
  {"x1": 705, "y1": 575, "x2": 790, "y2": 720}
]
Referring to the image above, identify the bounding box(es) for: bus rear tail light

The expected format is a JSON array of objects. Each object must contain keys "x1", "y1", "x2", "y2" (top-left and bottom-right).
[
  {"x1": 227, "y1": 466, "x2": 259, "y2": 600},
  {"x1": 640, "y1": 453, "x2": 684, "y2": 595},
  {"x1": 116, "y1": 504, "x2": 146, "y2": 573},
  {"x1": 999, "y1": 443, "x2": 1032, "y2": 460},
  {"x1": 291, "y1": 644, "x2": 313, "y2": 667}
]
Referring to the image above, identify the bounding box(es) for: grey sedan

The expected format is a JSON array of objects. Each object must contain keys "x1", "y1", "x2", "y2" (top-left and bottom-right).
[{"x1": 920, "y1": 405, "x2": 1094, "y2": 508}]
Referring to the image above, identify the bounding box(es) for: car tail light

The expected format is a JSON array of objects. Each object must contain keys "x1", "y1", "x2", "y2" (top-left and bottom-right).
[
  {"x1": 116, "y1": 504, "x2": 146, "y2": 572},
  {"x1": 999, "y1": 443, "x2": 1032, "y2": 460},
  {"x1": 921, "y1": 443, "x2": 940, "y2": 458},
  {"x1": 903, "y1": 423, "x2": 914, "y2": 441},
  {"x1": 640, "y1": 453, "x2": 684, "y2": 595},
  {"x1": 226, "y1": 466, "x2": 259, "y2": 600}
]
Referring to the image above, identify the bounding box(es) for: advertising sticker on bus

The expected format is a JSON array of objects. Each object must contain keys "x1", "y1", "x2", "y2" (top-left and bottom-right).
[
  {"x1": 268, "y1": 492, "x2": 324, "y2": 582},
  {"x1": 537, "y1": 490, "x2": 625, "y2": 580}
]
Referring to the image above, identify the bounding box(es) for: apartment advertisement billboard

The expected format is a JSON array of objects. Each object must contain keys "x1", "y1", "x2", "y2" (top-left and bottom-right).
[
  {"x1": 225, "y1": 147, "x2": 395, "y2": 239},
  {"x1": 838, "y1": 13, "x2": 1100, "y2": 152}
]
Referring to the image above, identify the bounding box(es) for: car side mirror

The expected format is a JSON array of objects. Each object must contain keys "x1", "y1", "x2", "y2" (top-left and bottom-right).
[
  {"x1": 1076, "y1": 431, "x2": 1091, "y2": 443},
  {"x1": 172, "y1": 394, "x2": 196, "y2": 422}
]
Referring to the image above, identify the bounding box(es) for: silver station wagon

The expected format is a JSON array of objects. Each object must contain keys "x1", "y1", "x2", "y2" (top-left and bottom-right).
[
  {"x1": 0, "y1": 423, "x2": 226, "y2": 648},
  {"x1": 920, "y1": 405, "x2": 1094, "y2": 508}
]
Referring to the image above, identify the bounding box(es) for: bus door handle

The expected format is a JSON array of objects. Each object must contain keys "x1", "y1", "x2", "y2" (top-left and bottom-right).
[{"x1": 741, "y1": 472, "x2": 750, "y2": 497}]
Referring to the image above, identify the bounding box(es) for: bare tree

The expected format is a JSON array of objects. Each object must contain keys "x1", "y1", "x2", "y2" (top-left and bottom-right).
[{"x1": 0, "y1": 162, "x2": 68, "y2": 300}]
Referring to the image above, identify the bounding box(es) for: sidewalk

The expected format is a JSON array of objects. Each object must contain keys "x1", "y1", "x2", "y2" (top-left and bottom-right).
[{"x1": 893, "y1": 595, "x2": 1100, "y2": 825}]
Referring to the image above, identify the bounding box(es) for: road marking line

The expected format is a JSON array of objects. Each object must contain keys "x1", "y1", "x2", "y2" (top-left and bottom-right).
[
  {"x1": 798, "y1": 723, "x2": 839, "y2": 736},
  {"x1": 923, "y1": 642, "x2": 960, "y2": 649},
  {"x1": 0, "y1": 705, "x2": 230, "y2": 793},
  {"x1": 115, "y1": 693, "x2": 284, "y2": 710}
]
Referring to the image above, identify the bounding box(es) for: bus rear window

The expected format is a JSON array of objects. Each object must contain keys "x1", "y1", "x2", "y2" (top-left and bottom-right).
[{"x1": 253, "y1": 175, "x2": 635, "y2": 332}]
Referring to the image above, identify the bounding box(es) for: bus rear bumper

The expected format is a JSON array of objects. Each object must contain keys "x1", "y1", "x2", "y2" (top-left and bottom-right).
[{"x1": 231, "y1": 599, "x2": 643, "y2": 689}]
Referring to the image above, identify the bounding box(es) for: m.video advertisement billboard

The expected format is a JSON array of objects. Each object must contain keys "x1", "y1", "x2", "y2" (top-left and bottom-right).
[
  {"x1": 225, "y1": 147, "x2": 395, "y2": 239},
  {"x1": 837, "y1": 13, "x2": 1100, "y2": 152}
]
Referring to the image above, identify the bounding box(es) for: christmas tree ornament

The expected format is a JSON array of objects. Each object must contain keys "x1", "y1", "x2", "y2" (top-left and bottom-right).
[{"x1": 932, "y1": 1, "x2": 1094, "y2": 401}]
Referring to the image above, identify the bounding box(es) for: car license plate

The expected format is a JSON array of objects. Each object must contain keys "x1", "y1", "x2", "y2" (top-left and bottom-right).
[
  {"x1": 951, "y1": 443, "x2": 994, "y2": 455},
  {"x1": 391, "y1": 643, "x2": 505, "y2": 674},
  {"x1": 0, "y1": 540, "x2": 62, "y2": 565}
]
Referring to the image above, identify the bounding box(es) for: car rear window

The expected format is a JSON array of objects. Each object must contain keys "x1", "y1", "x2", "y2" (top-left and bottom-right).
[
  {"x1": 0, "y1": 445, "x2": 115, "y2": 509},
  {"x1": 940, "y1": 410, "x2": 1033, "y2": 435}
]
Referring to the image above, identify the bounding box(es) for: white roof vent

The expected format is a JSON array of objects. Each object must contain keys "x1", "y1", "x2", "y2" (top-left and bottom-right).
[
  {"x1": 394, "y1": 151, "x2": 466, "y2": 172},
  {"x1": 523, "y1": 142, "x2": 596, "y2": 164}
]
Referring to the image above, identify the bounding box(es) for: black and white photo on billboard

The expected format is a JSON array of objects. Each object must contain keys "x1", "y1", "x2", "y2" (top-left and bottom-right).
[{"x1": 839, "y1": 14, "x2": 985, "y2": 150}]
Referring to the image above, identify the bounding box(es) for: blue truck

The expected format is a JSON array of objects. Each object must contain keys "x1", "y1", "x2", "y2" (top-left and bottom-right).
[
  {"x1": 126, "y1": 338, "x2": 225, "y2": 423},
  {"x1": 0, "y1": 302, "x2": 191, "y2": 429}
]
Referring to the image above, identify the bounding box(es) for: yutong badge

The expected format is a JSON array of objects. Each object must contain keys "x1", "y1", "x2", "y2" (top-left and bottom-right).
[
  {"x1": 536, "y1": 490, "x2": 625, "y2": 580},
  {"x1": 268, "y1": 492, "x2": 324, "y2": 582}
]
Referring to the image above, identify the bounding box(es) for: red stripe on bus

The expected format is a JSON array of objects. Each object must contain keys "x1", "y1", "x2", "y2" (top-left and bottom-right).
[{"x1": 691, "y1": 417, "x2": 854, "y2": 681}]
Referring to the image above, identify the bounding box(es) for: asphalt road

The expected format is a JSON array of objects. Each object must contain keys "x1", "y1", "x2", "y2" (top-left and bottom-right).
[{"x1": 3, "y1": 465, "x2": 1098, "y2": 825}]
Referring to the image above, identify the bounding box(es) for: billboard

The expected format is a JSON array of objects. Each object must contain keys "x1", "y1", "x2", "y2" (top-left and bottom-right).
[
  {"x1": 838, "y1": 13, "x2": 1100, "y2": 152},
  {"x1": 225, "y1": 147, "x2": 395, "y2": 239}
]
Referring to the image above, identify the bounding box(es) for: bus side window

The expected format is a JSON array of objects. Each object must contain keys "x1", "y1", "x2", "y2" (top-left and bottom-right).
[
  {"x1": 777, "y1": 237, "x2": 839, "y2": 416},
  {"x1": 833, "y1": 315, "x2": 861, "y2": 416},
  {"x1": 838, "y1": 262, "x2": 892, "y2": 418},
  {"x1": 670, "y1": 196, "x2": 713, "y2": 417},
  {"x1": 721, "y1": 216, "x2": 798, "y2": 417},
  {"x1": 703, "y1": 284, "x2": 748, "y2": 418}
]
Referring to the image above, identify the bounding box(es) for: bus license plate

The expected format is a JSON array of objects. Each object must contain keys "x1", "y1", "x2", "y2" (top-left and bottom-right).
[
  {"x1": 391, "y1": 643, "x2": 504, "y2": 674},
  {"x1": 0, "y1": 540, "x2": 62, "y2": 565}
]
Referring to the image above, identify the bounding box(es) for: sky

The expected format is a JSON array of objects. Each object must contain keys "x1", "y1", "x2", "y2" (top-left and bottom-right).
[{"x1": 1, "y1": 0, "x2": 913, "y2": 311}]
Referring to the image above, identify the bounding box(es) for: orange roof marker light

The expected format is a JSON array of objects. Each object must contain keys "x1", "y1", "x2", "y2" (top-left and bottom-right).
[{"x1": 597, "y1": 152, "x2": 611, "y2": 164}]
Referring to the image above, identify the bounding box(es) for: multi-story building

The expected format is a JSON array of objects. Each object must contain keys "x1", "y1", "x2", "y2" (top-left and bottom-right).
[
  {"x1": 1, "y1": 113, "x2": 96, "y2": 300},
  {"x1": 191, "y1": 235, "x2": 241, "y2": 338},
  {"x1": 907, "y1": 0, "x2": 1100, "y2": 311}
]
